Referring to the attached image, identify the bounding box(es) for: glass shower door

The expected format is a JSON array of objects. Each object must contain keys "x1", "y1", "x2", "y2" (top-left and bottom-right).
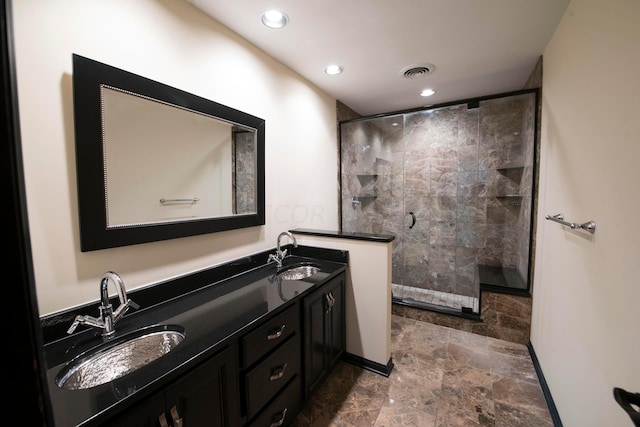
[{"x1": 399, "y1": 104, "x2": 481, "y2": 312}]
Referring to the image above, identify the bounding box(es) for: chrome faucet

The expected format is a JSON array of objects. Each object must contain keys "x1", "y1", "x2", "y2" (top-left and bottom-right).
[
  {"x1": 67, "y1": 271, "x2": 140, "y2": 337},
  {"x1": 268, "y1": 231, "x2": 298, "y2": 268}
]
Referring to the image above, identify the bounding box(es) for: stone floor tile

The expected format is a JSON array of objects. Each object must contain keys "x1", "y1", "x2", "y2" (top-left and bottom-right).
[
  {"x1": 493, "y1": 401, "x2": 553, "y2": 427},
  {"x1": 373, "y1": 403, "x2": 437, "y2": 427},
  {"x1": 293, "y1": 315, "x2": 552, "y2": 427}
]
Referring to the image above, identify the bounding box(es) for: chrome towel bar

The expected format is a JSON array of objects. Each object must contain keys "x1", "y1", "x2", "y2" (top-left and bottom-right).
[
  {"x1": 160, "y1": 197, "x2": 199, "y2": 204},
  {"x1": 545, "y1": 213, "x2": 596, "y2": 234}
]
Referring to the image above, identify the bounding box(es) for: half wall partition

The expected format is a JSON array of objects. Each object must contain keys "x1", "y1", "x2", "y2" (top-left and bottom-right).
[{"x1": 340, "y1": 90, "x2": 537, "y2": 315}]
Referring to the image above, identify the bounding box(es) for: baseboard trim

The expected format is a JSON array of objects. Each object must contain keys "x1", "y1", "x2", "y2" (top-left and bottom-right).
[
  {"x1": 527, "y1": 342, "x2": 563, "y2": 427},
  {"x1": 343, "y1": 352, "x2": 394, "y2": 377},
  {"x1": 392, "y1": 298, "x2": 482, "y2": 321}
]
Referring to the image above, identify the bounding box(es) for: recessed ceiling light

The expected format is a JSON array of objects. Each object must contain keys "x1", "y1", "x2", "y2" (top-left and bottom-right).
[
  {"x1": 420, "y1": 88, "x2": 436, "y2": 97},
  {"x1": 324, "y1": 64, "x2": 344, "y2": 75},
  {"x1": 261, "y1": 10, "x2": 288, "y2": 29}
]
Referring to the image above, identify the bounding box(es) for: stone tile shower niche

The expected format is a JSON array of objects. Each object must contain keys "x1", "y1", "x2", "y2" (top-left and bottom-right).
[{"x1": 340, "y1": 91, "x2": 537, "y2": 316}]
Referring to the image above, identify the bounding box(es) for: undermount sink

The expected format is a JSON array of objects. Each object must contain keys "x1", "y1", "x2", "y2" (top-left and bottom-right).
[
  {"x1": 277, "y1": 265, "x2": 320, "y2": 281},
  {"x1": 55, "y1": 324, "x2": 185, "y2": 390}
]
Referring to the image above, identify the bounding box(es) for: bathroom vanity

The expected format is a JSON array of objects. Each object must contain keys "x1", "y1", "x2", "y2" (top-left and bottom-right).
[{"x1": 41, "y1": 246, "x2": 347, "y2": 427}]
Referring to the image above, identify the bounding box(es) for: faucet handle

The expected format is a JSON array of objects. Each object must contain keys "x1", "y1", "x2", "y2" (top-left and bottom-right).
[
  {"x1": 66, "y1": 314, "x2": 103, "y2": 334},
  {"x1": 66, "y1": 316, "x2": 83, "y2": 334},
  {"x1": 112, "y1": 298, "x2": 140, "y2": 323}
]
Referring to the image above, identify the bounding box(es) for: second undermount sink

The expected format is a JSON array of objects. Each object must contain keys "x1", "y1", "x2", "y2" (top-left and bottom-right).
[
  {"x1": 277, "y1": 265, "x2": 320, "y2": 281},
  {"x1": 55, "y1": 324, "x2": 185, "y2": 390}
]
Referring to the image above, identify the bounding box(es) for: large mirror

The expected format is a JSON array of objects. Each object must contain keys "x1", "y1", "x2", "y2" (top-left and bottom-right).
[{"x1": 73, "y1": 54, "x2": 265, "y2": 251}]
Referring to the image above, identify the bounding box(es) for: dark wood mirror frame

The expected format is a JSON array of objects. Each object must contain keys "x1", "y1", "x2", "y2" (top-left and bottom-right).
[{"x1": 73, "y1": 54, "x2": 265, "y2": 251}]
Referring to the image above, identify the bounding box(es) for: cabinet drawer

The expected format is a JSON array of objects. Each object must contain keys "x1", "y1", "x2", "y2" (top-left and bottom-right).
[
  {"x1": 242, "y1": 304, "x2": 299, "y2": 367},
  {"x1": 245, "y1": 333, "x2": 300, "y2": 418},
  {"x1": 248, "y1": 375, "x2": 302, "y2": 427}
]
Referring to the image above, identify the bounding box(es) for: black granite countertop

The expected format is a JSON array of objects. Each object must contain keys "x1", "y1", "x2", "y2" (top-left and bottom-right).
[
  {"x1": 290, "y1": 228, "x2": 395, "y2": 242},
  {"x1": 42, "y1": 246, "x2": 347, "y2": 427}
]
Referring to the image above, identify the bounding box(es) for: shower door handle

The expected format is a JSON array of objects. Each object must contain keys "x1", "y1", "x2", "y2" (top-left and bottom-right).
[{"x1": 408, "y1": 212, "x2": 416, "y2": 229}]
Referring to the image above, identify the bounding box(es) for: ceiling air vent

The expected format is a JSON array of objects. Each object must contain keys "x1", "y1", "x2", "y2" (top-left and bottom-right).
[{"x1": 400, "y1": 63, "x2": 435, "y2": 79}]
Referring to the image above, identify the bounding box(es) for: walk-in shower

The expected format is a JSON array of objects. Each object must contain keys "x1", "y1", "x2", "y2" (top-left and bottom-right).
[{"x1": 340, "y1": 90, "x2": 537, "y2": 315}]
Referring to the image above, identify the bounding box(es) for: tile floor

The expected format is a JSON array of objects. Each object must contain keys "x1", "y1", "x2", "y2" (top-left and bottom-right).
[{"x1": 292, "y1": 315, "x2": 553, "y2": 426}]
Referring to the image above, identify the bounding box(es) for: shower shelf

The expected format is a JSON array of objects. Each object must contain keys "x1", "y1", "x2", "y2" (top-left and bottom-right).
[
  {"x1": 496, "y1": 165, "x2": 523, "y2": 172},
  {"x1": 497, "y1": 166, "x2": 524, "y2": 182},
  {"x1": 351, "y1": 195, "x2": 376, "y2": 207},
  {"x1": 356, "y1": 174, "x2": 378, "y2": 186},
  {"x1": 496, "y1": 195, "x2": 522, "y2": 207}
]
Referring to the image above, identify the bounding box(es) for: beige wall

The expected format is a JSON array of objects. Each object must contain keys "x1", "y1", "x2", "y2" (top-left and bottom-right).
[
  {"x1": 294, "y1": 234, "x2": 392, "y2": 367},
  {"x1": 13, "y1": 0, "x2": 339, "y2": 315},
  {"x1": 532, "y1": 0, "x2": 640, "y2": 425}
]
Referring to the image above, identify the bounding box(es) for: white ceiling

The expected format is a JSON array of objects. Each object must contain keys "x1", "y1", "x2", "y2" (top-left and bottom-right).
[{"x1": 185, "y1": 0, "x2": 570, "y2": 117}]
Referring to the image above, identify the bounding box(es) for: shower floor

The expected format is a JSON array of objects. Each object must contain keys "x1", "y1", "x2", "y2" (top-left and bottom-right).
[{"x1": 392, "y1": 283, "x2": 479, "y2": 313}]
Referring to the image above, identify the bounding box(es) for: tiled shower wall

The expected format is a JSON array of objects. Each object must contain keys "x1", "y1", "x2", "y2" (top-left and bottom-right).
[
  {"x1": 341, "y1": 92, "x2": 535, "y2": 307},
  {"x1": 233, "y1": 130, "x2": 256, "y2": 214},
  {"x1": 476, "y1": 94, "x2": 535, "y2": 284}
]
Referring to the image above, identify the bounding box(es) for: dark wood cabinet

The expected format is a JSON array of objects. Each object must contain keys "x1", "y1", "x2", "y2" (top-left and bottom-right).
[
  {"x1": 244, "y1": 334, "x2": 300, "y2": 418},
  {"x1": 101, "y1": 271, "x2": 346, "y2": 427},
  {"x1": 302, "y1": 274, "x2": 345, "y2": 398},
  {"x1": 240, "y1": 303, "x2": 303, "y2": 426},
  {"x1": 101, "y1": 392, "x2": 165, "y2": 427},
  {"x1": 103, "y1": 345, "x2": 239, "y2": 427},
  {"x1": 240, "y1": 303, "x2": 299, "y2": 368},
  {"x1": 246, "y1": 376, "x2": 302, "y2": 427},
  {"x1": 163, "y1": 344, "x2": 240, "y2": 426}
]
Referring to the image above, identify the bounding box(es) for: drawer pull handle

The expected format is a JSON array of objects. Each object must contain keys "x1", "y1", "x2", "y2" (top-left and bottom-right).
[
  {"x1": 267, "y1": 325, "x2": 286, "y2": 340},
  {"x1": 158, "y1": 413, "x2": 170, "y2": 427},
  {"x1": 270, "y1": 408, "x2": 288, "y2": 427},
  {"x1": 170, "y1": 405, "x2": 184, "y2": 427},
  {"x1": 325, "y1": 292, "x2": 335, "y2": 312},
  {"x1": 269, "y1": 362, "x2": 288, "y2": 381}
]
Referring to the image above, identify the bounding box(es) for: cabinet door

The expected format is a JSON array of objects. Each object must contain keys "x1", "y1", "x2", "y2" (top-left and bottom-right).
[
  {"x1": 101, "y1": 392, "x2": 165, "y2": 427},
  {"x1": 302, "y1": 273, "x2": 346, "y2": 399},
  {"x1": 324, "y1": 275, "x2": 345, "y2": 371},
  {"x1": 303, "y1": 284, "x2": 329, "y2": 398},
  {"x1": 163, "y1": 345, "x2": 240, "y2": 427}
]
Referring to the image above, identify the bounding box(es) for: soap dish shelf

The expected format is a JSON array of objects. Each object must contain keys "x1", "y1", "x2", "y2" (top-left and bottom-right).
[
  {"x1": 351, "y1": 195, "x2": 376, "y2": 206},
  {"x1": 496, "y1": 195, "x2": 522, "y2": 207}
]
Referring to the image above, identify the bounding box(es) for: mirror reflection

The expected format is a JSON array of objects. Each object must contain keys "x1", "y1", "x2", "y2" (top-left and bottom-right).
[{"x1": 102, "y1": 86, "x2": 257, "y2": 227}]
